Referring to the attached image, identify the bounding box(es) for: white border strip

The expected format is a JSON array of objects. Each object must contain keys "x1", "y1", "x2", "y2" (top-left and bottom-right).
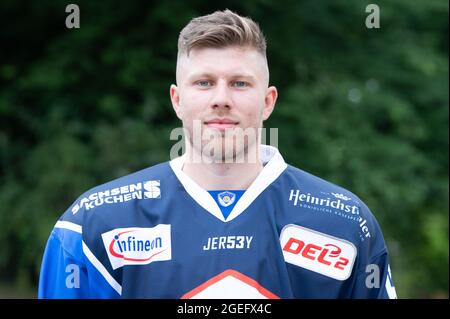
[
  {"x1": 82, "y1": 241, "x2": 122, "y2": 296},
  {"x1": 54, "y1": 221, "x2": 82, "y2": 234}
]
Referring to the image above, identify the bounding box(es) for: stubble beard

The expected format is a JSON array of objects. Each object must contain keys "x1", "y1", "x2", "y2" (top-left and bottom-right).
[{"x1": 187, "y1": 125, "x2": 259, "y2": 164}]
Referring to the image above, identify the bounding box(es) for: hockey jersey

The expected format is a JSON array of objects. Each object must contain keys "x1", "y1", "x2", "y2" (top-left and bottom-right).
[{"x1": 38, "y1": 145, "x2": 397, "y2": 298}]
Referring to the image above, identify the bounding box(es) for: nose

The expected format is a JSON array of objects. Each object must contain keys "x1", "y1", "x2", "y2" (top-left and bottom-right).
[{"x1": 210, "y1": 80, "x2": 233, "y2": 110}]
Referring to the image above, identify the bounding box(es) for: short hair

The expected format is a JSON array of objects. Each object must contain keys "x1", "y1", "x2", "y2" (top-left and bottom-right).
[{"x1": 178, "y1": 9, "x2": 267, "y2": 58}]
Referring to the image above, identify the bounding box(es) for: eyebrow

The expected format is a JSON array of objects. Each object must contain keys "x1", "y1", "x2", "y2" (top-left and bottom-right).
[{"x1": 187, "y1": 72, "x2": 256, "y2": 82}]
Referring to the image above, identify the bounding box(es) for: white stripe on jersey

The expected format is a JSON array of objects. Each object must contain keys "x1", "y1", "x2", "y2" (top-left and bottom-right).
[
  {"x1": 54, "y1": 221, "x2": 82, "y2": 234},
  {"x1": 385, "y1": 264, "x2": 397, "y2": 299},
  {"x1": 82, "y1": 241, "x2": 122, "y2": 295}
]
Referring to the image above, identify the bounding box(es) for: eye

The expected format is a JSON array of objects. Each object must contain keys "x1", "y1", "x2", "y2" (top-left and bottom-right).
[
  {"x1": 196, "y1": 80, "x2": 212, "y2": 87},
  {"x1": 232, "y1": 81, "x2": 248, "y2": 88}
]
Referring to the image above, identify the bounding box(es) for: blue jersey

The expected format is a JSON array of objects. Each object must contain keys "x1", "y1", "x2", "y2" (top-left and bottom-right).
[{"x1": 38, "y1": 146, "x2": 397, "y2": 299}]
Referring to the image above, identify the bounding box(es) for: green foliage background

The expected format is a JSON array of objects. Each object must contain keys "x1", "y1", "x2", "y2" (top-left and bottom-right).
[{"x1": 0, "y1": 0, "x2": 448, "y2": 298}]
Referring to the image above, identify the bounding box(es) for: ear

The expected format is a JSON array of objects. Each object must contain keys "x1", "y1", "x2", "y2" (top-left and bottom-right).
[
  {"x1": 262, "y1": 86, "x2": 278, "y2": 121},
  {"x1": 170, "y1": 84, "x2": 183, "y2": 120}
]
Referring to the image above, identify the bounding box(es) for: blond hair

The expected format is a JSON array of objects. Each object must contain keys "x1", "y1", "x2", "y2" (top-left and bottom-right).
[{"x1": 178, "y1": 9, "x2": 267, "y2": 57}]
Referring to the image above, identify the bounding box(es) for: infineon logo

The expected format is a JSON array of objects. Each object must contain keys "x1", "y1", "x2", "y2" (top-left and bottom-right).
[
  {"x1": 72, "y1": 180, "x2": 161, "y2": 214},
  {"x1": 280, "y1": 224, "x2": 357, "y2": 280},
  {"x1": 102, "y1": 225, "x2": 171, "y2": 270}
]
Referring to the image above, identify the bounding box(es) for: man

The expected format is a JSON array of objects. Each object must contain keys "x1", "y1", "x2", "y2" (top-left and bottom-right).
[{"x1": 38, "y1": 9, "x2": 397, "y2": 298}]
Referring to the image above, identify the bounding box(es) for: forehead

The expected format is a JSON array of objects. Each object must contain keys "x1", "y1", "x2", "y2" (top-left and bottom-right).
[{"x1": 177, "y1": 46, "x2": 268, "y2": 84}]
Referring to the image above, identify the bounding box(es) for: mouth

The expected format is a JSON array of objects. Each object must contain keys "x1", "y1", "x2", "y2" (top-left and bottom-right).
[{"x1": 204, "y1": 118, "x2": 239, "y2": 131}]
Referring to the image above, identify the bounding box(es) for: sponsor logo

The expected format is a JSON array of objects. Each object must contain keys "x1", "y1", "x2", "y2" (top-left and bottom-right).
[
  {"x1": 182, "y1": 269, "x2": 279, "y2": 299},
  {"x1": 289, "y1": 189, "x2": 359, "y2": 214},
  {"x1": 280, "y1": 224, "x2": 357, "y2": 280},
  {"x1": 217, "y1": 191, "x2": 236, "y2": 207},
  {"x1": 72, "y1": 180, "x2": 161, "y2": 214},
  {"x1": 102, "y1": 225, "x2": 171, "y2": 270},
  {"x1": 331, "y1": 193, "x2": 351, "y2": 201},
  {"x1": 289, "y1": 189, "x2": 371, "y2": 238},
  {"x1": 358, "y1": 216, "x2": 371, "y2": 238}
]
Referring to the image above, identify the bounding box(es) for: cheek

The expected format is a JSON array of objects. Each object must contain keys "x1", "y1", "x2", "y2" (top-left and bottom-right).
[
  {"x1": 179, "y1": 101, "x2": 206, "y2": 128},
  {"x1": 239, "y1": 110, "x2": 262, "y2": 129},
  {"x1": 181, "y1": 92, "x2": 207, "y2": 116},
  {"x1": 242, "y1": 96, "x2": 265, "y2": 123},
  {"x1": 178, "y1": 95, "x2": 193, "y2": 120}
]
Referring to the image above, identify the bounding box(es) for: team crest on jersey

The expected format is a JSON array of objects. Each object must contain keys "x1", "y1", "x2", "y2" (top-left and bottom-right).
[
  {"x1": 217, "y1": 191, "x2": 236, "y2": 207},
  {"x1": 102, "y1": 224, "x2": 171, "y2": 270},
  {"x1": 280, "y1": 224, "x2": 357, "y2": 280}
]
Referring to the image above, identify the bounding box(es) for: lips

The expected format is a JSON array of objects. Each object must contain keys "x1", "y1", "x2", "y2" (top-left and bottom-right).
[{"x1": 204, "y1": 118, "x2": 239, "y2": 131}]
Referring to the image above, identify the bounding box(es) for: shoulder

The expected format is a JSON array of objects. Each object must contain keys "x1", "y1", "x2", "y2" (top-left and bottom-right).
[
  {"x1": 58, "y1": 161, "x2": 173, "y2": 224},
  {"x1": 279, "y1": 164, "x2": 386, "y2": 247},
  {"x1": 282, "y1": 164, "x2": 362, "y2": 202}
]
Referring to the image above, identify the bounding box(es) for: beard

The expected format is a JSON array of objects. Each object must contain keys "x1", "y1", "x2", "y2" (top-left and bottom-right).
[{"x1": 187, "y1": 124, "x2": 260, "y2": 164}]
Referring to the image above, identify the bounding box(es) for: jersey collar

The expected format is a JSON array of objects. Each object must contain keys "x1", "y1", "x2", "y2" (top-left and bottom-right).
[{"x1": 169, "y1": 145, "x2": 288, "y2": 222}]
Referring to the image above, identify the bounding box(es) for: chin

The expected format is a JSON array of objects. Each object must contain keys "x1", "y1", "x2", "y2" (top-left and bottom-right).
[{"x1": 199, "y1": 137, "x2": 246, "y2": 164}]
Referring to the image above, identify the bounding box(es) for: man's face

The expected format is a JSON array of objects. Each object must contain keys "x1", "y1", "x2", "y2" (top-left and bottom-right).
[{"x1": 170, "y1": 46, "x2": 277, "y2": 162}]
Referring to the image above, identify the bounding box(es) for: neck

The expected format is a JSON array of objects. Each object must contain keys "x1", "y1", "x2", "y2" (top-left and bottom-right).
[{"x1": 182, "y1": 144, "x2": 263, "y2": 190}]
